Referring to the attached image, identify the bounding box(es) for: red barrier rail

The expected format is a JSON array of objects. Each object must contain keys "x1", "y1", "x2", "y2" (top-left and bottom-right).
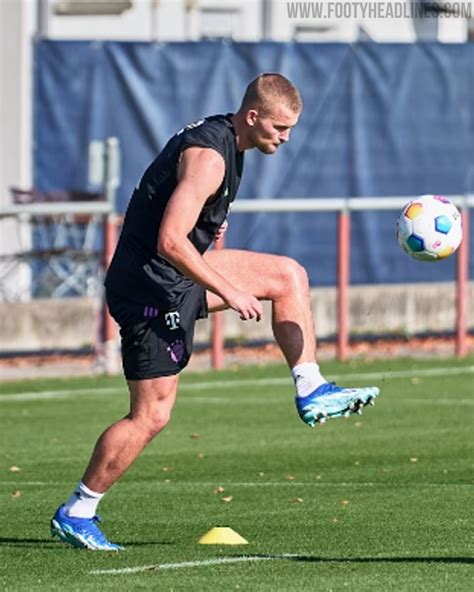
[
  {"x1": 337, "y1": 211, "x2": 350, "y2": 361},
  {"x1": 456, "y1": 207, "x2": 470, "y2": 357},
  {"x1": 211, "y1": 237, "x2": 225, "y2": 370},
  {"x1": 103, "y1": 214, "x2": 119, "y2": 372}
]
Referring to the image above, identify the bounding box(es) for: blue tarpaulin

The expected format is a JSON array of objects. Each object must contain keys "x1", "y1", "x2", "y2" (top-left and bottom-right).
[{"x1": 34, "y1": 41, "x2": 474, "y2": 285}]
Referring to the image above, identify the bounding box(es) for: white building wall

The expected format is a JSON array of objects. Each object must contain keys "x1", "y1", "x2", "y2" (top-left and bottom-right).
[
  {"x1": 153, "y1": 0, "x2": 187, "y2": 40},
  {"x1": 37, "y1": 0, "x2": 472, "y2": 43},
  {"x1": 0, "y1": 0, "x2": 35, "y2": 204},
  {"x1": 183, "y1": 0, "x2": 263, "y2": 42},
  {"x1": 46, "y1": 0, "x2": 156, "y2": 39},
  {"x1": 40, "y1": 0, "x2": 264, "y2": 41},
  {"x1": 0, "y1": 0, "x2": 35, "y2": 300}
]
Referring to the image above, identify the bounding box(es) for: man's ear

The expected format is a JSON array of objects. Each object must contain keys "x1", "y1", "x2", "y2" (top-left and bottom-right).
[{"x1": 246, "y1": 109, "x2": 258, "y2": 127}]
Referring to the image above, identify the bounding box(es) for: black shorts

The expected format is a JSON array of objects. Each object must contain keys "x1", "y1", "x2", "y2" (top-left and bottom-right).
[{"x1": 106, "y1": 284, "x2": 208, "y2": 380}]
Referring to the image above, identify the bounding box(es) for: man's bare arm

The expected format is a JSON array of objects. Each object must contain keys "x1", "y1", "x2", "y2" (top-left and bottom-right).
[{"x1": 157, "y1": 147, "x2": 262, "y2": 321}]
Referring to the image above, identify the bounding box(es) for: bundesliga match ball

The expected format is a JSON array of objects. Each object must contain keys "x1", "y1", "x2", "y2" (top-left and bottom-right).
[{"x1": 396, "y1": 195, "x2": 463, "y2": 261}]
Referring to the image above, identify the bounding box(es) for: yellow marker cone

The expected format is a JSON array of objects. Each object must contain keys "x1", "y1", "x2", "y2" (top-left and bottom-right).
[{"x1": 198, "y1": 527, "x2": 248, "y2": 545}]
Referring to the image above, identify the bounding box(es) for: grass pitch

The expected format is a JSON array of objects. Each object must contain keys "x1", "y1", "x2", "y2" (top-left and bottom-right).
[{"x1": 1, "y1": 356, "x2": 473, "y2": 591}]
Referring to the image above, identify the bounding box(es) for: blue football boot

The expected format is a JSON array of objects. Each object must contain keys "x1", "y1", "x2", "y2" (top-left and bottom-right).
[
  {"x1": 51, "y1": 505, "x2": 123, "y2": 551},
  {"x1": 296, "y1": 382, "x2": 380, "y2": 427}
]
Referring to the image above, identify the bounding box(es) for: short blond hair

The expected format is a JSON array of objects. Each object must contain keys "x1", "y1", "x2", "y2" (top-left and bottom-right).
[{"x1": 240, "y1": 73, "x2": 303, "y2": 115}]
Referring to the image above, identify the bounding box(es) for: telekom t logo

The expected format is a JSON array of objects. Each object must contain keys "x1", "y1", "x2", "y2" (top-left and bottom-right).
[{"x1": 165, "y1": 312, "x2": 180, "y2": 330}]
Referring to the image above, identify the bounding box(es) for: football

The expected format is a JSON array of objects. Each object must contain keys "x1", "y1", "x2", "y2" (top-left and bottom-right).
[{"x1": 396, "y1": 194, "x2": 463, "y2": 261}]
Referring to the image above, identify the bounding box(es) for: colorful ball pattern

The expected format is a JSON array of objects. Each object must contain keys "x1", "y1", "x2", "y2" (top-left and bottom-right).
[{"x1": 397, "y1": 195, "x2": 463, "y2": 261}]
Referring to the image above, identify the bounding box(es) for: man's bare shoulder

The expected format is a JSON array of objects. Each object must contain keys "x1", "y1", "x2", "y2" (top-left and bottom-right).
[{"x1": 178, "y1": 146, "x2": 225, "y2": 181}]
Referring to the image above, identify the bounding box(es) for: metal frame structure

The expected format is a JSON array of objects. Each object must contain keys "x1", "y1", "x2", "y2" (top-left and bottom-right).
[{"x1": 0, "y1": 137, "x2": 120, "y2": 367}]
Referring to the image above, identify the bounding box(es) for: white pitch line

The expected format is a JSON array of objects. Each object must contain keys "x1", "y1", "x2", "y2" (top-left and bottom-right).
[
  {"x1": 0, "y1": 386, "x2": 122, "y2": 402},
  {"x1": 179, "y1": 365, "x2": 474, "y2": 392},
  {"x1": 0, "y1": 365, "x2": 473, "y2": 402},
  {"x1": 90, "y1": 554, "x2": 298, "y2": 575}
]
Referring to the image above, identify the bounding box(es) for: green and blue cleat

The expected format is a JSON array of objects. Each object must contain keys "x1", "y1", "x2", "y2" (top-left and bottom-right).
[
  {"x1": 51, "y1": 505, "x2": 123, "y2": 551},
  {"x1": 296, "y1": 382, "x2": 380, "y2": 427}
]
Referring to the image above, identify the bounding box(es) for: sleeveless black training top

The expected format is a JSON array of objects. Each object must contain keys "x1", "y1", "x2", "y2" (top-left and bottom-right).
[{"x1": 105, "y1": 113, "x2": 244, "y2": 312}]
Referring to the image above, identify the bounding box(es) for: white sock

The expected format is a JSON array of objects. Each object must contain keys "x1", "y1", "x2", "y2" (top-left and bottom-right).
[
  {"x1": 291, "y1": 362, "x2": 327, "y2": 397},
  {"x1": 63, "y1": 481, "x2": 105, "y2": 519}
]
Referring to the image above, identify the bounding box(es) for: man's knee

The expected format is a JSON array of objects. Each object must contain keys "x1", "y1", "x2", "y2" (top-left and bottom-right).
[
  {"x1": 147, "y1": 409, "x2": 172, "y2": 440},
  {"x1": 278, "y1": 257, "x2": 310, "y2": 297},
  {"x1": 129, "y1": 377, "x2": 177, "y2": 442},
  {"x1": 135, "y1": 408, "x2": 172, "y2": 443}
]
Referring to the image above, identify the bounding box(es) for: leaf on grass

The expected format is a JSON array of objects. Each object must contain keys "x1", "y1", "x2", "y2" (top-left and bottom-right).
[
  {"x1": 291, "y1": 497, "x2": 303, "y2": 504},
  {"x1": 197, "y1": 453, "x2": 205, "y2": 459},
  {"x1": 190, "y1": 433, "x2": 200, "y2": 439},
  {"x1": 410, "y1": 457, "x2": 418, "y2": 463},
  {"x1": 162, "y1": 467, "x2": 169, "y2": 472},
  {"x1": 9, "y1": 466, "x2": 21, "y2": 472},
  {"x1": 340, "y1": 500, "x2": 350, "y2": 506},
  {"x1": 286, "y1": 475, "x2": 296, "y2": 481},
  {"x1": 11, "y1": 490, "x2": 21, "y2": 498},
  {"x1": 214, "y1": 486, "x2": 225, "y2": 494},
  {"x1": 221, "y1": 496, "x2": 233, "y2": 503}
]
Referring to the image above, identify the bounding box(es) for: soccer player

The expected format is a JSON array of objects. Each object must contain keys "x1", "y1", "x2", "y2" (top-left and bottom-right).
[{"x1": 51, "y1": 73, "x2": 379, "y2": 550}]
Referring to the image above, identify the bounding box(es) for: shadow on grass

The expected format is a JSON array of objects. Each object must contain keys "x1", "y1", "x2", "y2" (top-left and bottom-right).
[
  {"x1": 1, "y1": 541, "x2": 471, "y2": 565},
  {"x1": 0, "y1": 538, "x2": 60, "y2": 549},
  {"x1": 0, "y1": 537, "x2": 174, "y2": 549}
]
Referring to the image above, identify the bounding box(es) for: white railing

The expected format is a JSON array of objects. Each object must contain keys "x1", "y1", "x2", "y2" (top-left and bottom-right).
[
  {"x1": 231, "y1": 195, "x2": 474, "y2": 213},
  {"x1": 211, "y1": 194, "x2": 472, "y2": 368}
]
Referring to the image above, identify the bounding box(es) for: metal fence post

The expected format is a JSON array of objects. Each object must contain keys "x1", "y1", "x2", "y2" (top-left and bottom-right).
[
  {"x1": 337, "y1": 205, "x2": 350, "y2": 361},
  {"x1": 103, "y1": 138, "x2": 121, "y2": 374},
  {"x1": 211, "y1": 236, "x2": 225, "y2": 369},
  {"x1": 456, "y1": 200, "x2": 470, "y2": 357}
]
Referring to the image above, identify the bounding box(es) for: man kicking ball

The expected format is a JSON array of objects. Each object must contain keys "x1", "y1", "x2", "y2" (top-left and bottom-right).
[{"x1": 51, "y1": 73, "x2": 379, "y2": 550}]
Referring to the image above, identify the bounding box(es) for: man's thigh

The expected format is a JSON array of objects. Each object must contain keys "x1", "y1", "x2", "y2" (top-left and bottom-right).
[{"x1": 203, "y1": 249, "x2": 293, "y2": 312}]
